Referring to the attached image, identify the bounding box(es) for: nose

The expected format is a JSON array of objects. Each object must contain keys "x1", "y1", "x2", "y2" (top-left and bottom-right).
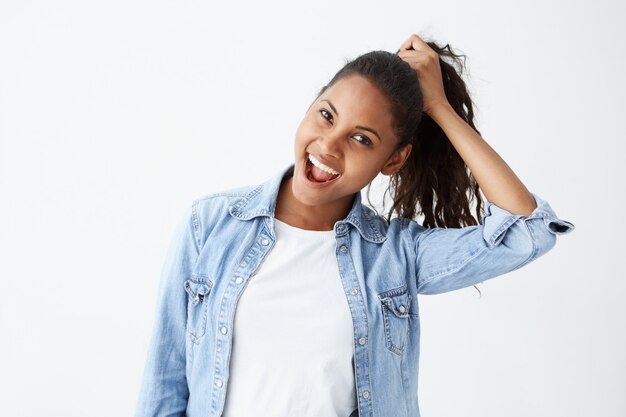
[{"x1": 316, "y1": 130, "x2": 344, "y2": 159}]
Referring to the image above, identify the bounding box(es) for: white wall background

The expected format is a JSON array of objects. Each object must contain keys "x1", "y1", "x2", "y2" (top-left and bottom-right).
[{"x1": 1, "y1": 0, "x2": 623, "y2": 416}]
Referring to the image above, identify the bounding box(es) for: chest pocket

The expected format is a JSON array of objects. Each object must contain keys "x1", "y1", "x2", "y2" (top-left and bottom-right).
[
  {"x1": 184, "y1": 277, "x2": 213, "y2": 344},
  {"x1": 378, "y1": 285, "x2": 412, "y2": 356}
]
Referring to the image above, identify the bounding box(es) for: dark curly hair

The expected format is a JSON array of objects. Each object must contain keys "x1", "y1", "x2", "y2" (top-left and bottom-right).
[{"x1": 314, "y1": 40, "x2": 486, "y2": 231}]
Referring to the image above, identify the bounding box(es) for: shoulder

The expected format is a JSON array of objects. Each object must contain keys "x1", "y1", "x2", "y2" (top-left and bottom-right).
[{"x1": 188, "y1": 182, "x2": 261, "y2": 234}]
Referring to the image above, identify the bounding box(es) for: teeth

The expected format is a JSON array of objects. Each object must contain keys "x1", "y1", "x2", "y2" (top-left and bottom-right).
[{"x1": 308, "y1": 154, "x2": 340, "y2": 175}]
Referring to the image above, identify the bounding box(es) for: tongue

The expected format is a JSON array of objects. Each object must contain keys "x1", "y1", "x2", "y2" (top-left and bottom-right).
[{"x1": 311, "y1": 163, "x2": 337, "y2": 182}]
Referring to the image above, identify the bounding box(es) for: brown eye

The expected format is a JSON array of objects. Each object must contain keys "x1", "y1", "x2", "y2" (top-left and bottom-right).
[
  {"x1": 353, "y1": 134, "x2": 373, "y2": 146},
  {"x1": 319, "y1": 108, "x2": 372, "y2": 147},
  {"x1": 319, "y1": 109, "x2": 332, "y2": 123}
]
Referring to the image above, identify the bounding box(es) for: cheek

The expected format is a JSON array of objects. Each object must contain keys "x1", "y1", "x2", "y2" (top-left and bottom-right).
[{"x1": 346, "y1": 159, "x2": 382, "y2": 178}]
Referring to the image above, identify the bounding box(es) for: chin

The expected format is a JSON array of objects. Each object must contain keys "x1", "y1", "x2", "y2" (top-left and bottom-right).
[{"x1": 291, "y1": 180, "x2": 322, "y2": 206}]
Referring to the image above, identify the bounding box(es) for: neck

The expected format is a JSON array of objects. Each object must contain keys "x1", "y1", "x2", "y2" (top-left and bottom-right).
[{"x1": 274, "y1": 175, "x2": 354, "y2": 231}]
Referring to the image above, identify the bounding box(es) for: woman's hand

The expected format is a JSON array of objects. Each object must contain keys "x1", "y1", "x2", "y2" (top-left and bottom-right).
[{"x1": 397, "y1": 34, "x2": 450, "y2": 116}]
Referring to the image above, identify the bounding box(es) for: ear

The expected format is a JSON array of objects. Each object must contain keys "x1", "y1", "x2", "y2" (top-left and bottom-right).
[{"x1": 380, "y1": 143, "x2": 412, "y2": 176}]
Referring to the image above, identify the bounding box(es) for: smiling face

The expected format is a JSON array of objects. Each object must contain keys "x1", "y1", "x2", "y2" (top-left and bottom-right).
[{"x1": 291, "y1": 74, "x2": 412, "y2": 209}]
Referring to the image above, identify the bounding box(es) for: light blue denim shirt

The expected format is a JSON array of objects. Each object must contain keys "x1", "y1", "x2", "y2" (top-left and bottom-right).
[{"x1": 134, "y1": 162, "x2": 575, "y2": 417}]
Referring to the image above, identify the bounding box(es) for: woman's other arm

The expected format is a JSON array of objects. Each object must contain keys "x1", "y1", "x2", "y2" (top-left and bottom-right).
[{"x1": 134, "y1": 201, "x2": 201, "y2": 416}]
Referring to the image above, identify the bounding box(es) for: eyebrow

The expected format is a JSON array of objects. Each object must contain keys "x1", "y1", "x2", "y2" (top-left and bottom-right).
[{"x1": 320, "y1": 99, "x2": 382, "y2": 143}]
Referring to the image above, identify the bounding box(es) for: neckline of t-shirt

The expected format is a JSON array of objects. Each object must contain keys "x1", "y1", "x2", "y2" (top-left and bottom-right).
[{"x1": 273, "y1": 218, "x2": 336, "y2": 236}]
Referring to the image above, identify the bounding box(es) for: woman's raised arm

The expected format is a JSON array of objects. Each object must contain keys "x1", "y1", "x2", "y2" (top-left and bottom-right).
[
  {"x1": 398, "y1": 33, "x2": 541, "y2": 217},
  {"x1": 406, "y1": 192, "x2": 574, "y2": 295}
]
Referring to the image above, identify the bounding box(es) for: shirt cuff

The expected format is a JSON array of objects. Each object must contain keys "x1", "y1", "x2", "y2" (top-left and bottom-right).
[{"x1": 482, "y1": 192, "x2": 575, "y2": 247}]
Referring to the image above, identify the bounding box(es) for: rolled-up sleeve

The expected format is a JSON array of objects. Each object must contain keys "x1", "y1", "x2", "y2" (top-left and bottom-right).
[
  {"x1": 134, "y1": 201, "x2": 201, "y2": 417},
  {"x1": 413, "y1": 192, "x2": 575, "y2": 295}
]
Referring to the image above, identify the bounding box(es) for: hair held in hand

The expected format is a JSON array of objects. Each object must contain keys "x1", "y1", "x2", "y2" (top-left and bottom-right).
[{"x1": 317, "y1": 40, "x2": 485, "y2": 229}]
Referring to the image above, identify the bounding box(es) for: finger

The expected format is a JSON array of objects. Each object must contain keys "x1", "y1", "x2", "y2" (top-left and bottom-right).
[
  {"x1": 398, "y1": 55, "x2": 425, "y2": 73},
  {"x1": 397, "y1": 48, "x2": 421, "y2": 59},
  {"x1": 397, "y1": 49, "x2": 410, "y2": 58},
  {"x1": 398, "y1": 49, "x2": 427, "y2": 63},
  {"x1": 399, "y1": 33, "x2": 431, "y2": 53},
  {"x1": 399, "y1": 35, "x2": 415, "y2": 51}
]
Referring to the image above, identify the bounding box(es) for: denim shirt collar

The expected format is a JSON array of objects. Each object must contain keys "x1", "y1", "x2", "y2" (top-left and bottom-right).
[{"x1": 228, "y1": 162, "x2": 387, "y2": 244}]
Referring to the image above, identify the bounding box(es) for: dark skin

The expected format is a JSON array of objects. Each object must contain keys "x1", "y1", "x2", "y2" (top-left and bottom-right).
[
  {"x1": 275, "y1": 74, "x2": 412, "y2": 231},
  {"x1": 277, "y1": 32, "x2": 537, "y2": 231},
  {"x1": 396, "y1": 34, "x2": 536, "y2": 215}
]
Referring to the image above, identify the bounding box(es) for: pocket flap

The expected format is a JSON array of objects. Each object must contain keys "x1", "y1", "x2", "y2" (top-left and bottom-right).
[
  {"x1": 184, "y1": 277, "x2": 213, "y2": 304},
  {"x1": 378, "y1": 289, "x2": 411, "y2": 318}
]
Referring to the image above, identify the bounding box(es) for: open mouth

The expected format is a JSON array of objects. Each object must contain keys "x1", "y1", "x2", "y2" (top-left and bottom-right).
[{"x1": 305, "y1": 153, "x2": 341, "y2": 183}]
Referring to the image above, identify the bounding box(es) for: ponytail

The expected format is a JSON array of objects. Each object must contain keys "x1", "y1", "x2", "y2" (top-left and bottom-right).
[{"x1": 318, "y1": 41, "x2": 487, "y2": 229}]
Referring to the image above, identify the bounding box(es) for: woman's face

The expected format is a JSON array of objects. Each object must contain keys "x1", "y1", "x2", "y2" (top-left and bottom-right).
[{"x1": 292, "y1": 74, "x2": 412, "y2": 207}]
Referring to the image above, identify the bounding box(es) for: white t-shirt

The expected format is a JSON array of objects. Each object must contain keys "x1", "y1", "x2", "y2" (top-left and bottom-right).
[{"x1": 221, "y1": 217, "x2": 358, "y2": 417}]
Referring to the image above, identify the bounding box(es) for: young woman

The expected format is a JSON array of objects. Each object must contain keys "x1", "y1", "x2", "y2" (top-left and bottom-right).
[{"x1": 134, "y1": 34, "x2": 575, "y2": 417}]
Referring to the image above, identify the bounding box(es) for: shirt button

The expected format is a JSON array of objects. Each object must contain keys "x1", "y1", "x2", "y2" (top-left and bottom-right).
[
  {"x1": 398, "y1": 305, "x2": 406, "y2": 313},
  {"x1": 221, "y1": 326, "x2": 228, "y2": 334},
  {"x1": 358, "y1": 337, "x2": 366, "y2": 345},
  {"x1": 338, "y1": 224, "x2": 345, "y2": 230},
  {"x1": 362, "y1": 390, "x2": 369, "y2": 398},
  {"x1": 235, "y1": 277, "x2": 243, "y2": 284},
  {"x1": 260, "y1": 238, "x2": 270, "y2": 246},
  {"x1": 340, "y1": 245, "x2": 348, "y2": 253},
  {"x1": 215, "y1": 378, "x2": 223, "y2": 388},
  {"x1": 350, "y1": 288, "x2": 358, "y2": 295}
]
